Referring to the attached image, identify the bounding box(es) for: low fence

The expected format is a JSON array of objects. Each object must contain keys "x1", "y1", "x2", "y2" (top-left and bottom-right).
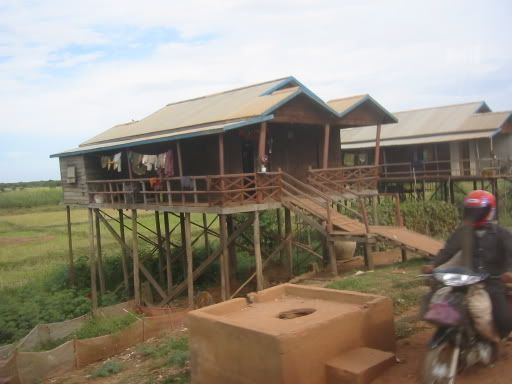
[{"x1": 0, "y1": 302, "x2": 187, "y2": 384}]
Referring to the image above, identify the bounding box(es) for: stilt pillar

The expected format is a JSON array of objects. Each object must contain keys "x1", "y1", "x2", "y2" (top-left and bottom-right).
[
  {"x1": 202, "y1": 213, "x2": 210, "y2": 257},
  {"x1": 363, "y1": 242, "x2": 374, "y2": 270},
  {"x1": 227, "y1": 215, "x2": 237, "y2": 281},
  {"x1": 327, "y1": 240, "x2": 337, "y2": 276},
  {"x1": 155, "y1": 211, "x2": 164, "y2": 284},
  {"x1": 163, "y1": 212, "x2": 173, "y2": 294},
  {"x1": 87, "y1": 208, "x2": 98, "y2": 312},
  {"x1": 183, "y1": 212, "x2": 194, "y2": 308},
  {"x1": 284, "y1": 208, "x2": 293, "y2": 278},
  {"x1": 66, "y1": 205, "x2": 75, "y2": 287},
  {"x1": 94, "y1": 209, "x2": 106, "y2": 296},
  {"x1": 220, "y1": 215, "x2": 229, "y2": 300},
  {"x1": 118, "y1": 209, "x2": 130, "y2": 295},
  {"x1": 253, "y1": 212, "x2": 264, "y2": 291},
  {"x1": 131, "y1": 209, "x2": 141, "y2": 305}
]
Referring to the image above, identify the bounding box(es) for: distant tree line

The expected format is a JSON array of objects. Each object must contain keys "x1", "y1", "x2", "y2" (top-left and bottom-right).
[{"x1": 0, "y1": 180, "x2": 62, "y2": 191}]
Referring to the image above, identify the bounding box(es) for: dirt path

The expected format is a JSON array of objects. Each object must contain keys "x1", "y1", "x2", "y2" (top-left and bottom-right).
[{"x1": 375, "y1": 329, "x2": 512, "y2": 384}]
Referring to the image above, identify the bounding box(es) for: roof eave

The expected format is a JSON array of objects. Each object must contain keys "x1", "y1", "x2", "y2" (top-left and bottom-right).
[{"x1": 50, "y1": 115, "x2": 274, "y2": 159}]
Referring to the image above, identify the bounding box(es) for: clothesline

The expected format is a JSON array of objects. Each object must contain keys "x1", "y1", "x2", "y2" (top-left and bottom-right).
[{"x1": 100, "y1": 150, "x2": 175, "y2": 177}]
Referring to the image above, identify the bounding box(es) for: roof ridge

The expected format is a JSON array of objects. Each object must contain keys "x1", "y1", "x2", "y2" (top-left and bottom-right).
[
  {"x1": 164, "y1": 76, "x2": 292, "y2": 107},
  {"x1": 393, "y1": 101, "x2": 485, "y2": 114},
  {"x1": 327, "y1": 94, "x2": 368, "y2": 103},
  {"x1": 468, "y1": 110, "x2": 512, "y2": 115}
]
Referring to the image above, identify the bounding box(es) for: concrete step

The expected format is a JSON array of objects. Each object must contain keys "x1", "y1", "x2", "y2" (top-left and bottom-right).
[{"x1": 325, "y1": 347, "x2": 395, "y2": 384}]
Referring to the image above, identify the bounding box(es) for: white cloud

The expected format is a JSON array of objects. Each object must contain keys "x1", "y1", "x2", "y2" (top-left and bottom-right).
[{"x1": 0, "y1": 0, "x2": 511, "y2": 181}]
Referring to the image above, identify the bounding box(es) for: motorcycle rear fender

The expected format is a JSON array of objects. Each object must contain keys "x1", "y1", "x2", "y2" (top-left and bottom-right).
[{"x1": 429, "y1": 327, "x2": 457, "y2": 349}]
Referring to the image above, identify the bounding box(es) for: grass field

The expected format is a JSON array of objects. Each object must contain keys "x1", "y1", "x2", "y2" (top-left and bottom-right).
[
  {"x1": 0, "y1": 186, "x2": 63, "y2": 210},
  {"x1": 0, "y1": 204, "x2": 218, "y2": 289}
]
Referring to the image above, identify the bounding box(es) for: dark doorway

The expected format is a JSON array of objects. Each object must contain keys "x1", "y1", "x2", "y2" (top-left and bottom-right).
[{"x1": 242, "y1": 141, "x2": 255, "y2": 173}]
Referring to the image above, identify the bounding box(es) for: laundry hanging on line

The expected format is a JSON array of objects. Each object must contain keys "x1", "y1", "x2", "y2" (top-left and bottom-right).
[
  {"x1": 129, "y1": 150, "x2": 174, "y2": 177},
  {"x1": 100, "y1": 152, "x2": 122, "y2": 172}
]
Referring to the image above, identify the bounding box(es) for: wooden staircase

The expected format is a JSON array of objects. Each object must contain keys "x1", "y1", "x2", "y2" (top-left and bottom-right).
[{"x1": 280, "y1": 172, "x2": 444, "y2": 259}]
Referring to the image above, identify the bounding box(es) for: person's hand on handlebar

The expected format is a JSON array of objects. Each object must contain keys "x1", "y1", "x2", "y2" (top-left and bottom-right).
[
  {"x1": 500, "y1": 272, "x2": 512, "y2": 284},
  {"x1": 422, "y1": 264, "x2": 435, "y2": 274}
]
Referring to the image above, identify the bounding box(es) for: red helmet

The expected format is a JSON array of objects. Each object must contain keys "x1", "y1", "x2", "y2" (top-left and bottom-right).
[{"x1": 463, "y1": 190, "x2": 496, "y2": 228}]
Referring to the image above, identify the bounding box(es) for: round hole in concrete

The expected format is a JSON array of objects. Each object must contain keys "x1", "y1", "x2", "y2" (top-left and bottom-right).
[{"x1": 277, "y1": 308, "x2": 316, "y2": 320}]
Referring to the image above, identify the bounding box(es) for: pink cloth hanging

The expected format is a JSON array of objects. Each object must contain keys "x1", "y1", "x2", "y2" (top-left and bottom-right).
[{"x1": 165, "y1": 150, "x2": 174, "y2": 177}]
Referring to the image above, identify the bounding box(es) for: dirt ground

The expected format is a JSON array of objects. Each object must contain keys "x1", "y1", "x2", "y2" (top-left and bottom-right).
[{"x1": 375, "y1": 327, "x2": 512, "y2": 384}]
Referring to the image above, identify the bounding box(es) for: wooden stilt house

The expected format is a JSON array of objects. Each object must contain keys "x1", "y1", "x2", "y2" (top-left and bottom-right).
[{"x1": 52, "y1": 77, "x2": 443, "y2": 309}]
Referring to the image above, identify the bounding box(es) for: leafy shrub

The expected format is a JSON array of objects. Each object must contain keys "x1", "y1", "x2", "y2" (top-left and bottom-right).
[
  {"x1": 375, "y1": 199, "x2": 459, "y2": 240},
  {"x1": 0, "y1": 285, "x2": 91, "y2": 344},
  {"x1": 90, "y1": 360, "x2": 123, "y2": 378},
  {"x1": 74, "y1": 314, "x2": 137, "y2": 339}
]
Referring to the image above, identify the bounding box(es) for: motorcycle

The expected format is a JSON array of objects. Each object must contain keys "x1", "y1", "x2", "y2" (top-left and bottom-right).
[{"x1": 421, "y1": 266, "x2": 498, "y2": 384}]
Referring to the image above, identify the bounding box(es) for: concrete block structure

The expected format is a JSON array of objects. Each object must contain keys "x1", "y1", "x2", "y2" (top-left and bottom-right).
[{"x1": 188, "y1": 284, "x2": 395, "y2": 384}]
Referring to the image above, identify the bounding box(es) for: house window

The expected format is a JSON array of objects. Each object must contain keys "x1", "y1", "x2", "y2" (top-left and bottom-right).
[{"x1": 66, "y1": 166, "x2": 76, "y2": 184}]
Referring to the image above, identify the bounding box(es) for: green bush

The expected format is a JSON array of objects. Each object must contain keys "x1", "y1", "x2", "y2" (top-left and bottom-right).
[
  {"x1": 74, "y1": 314, "x2": 138, "y2": 339},
  {"x1": 0, "y1": 286, "x2": 91, "y2": 344},
  {"x1": 90, "y1": 360, "x2": 123, "y2": 378},
  {"x1": 376, "y1": 199, "x2": 459, "y2": 240}
]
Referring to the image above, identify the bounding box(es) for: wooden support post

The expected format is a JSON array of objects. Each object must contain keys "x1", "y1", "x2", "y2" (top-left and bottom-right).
[
  {"x1": 401, "y1": 247, "x2": 408, "y2": 262},
  {"x1": 327, "y1": 240, "x2": 337, "y2": 276},
  {"x1": 253, "y1": 212, "x2": 264, "y2": 291},
  {"x1": 449, "y1": 180, "x2": 455, "y2": 204},
  {"x1": 94, "y1": 209, "x2": 106, "y2": 296},
  {"x1": 363, "y1": 242, "x2": 374, "y2": 270},
  {"x1": 322, "y1": 123, "x2": 331, "y2": 169},
  {"x1": 276, "y1": 208, "x2": 283, "y2": 262},
  {"x1": 177, "y1": 141, "x2": 183, "y2": 177},
  {"x1": 202, "y1": 213, "x2": 210, "y2": 257},
  {"x1": 87, "y1": 208, "x2": 98, "y2": 312},
  {"x1": 473, "y1": 180, "x2": 478, "y2": 191},
  {"x1": 258, "y1": 121, "x2": 267, "y2": 170},
  {"x1": 179, "y1": 213, "x2": 187, "y2": 277},
  {"x1": 284, "y1": 207, "x2": 293, "y2": 278},
  {"x1": 184, "y1": 212, "x2": 194, "y2": 308},
  {"x1": 219, "y1": 215, "x2": 229, "y2": 300},
  {"x1": 131, "y1": 209, "x2": 141, "y2": 305},
  {"x1": 227, "y1": 215, "x2": 237, "y2": 281},
  {"x1": 155, "y1": 211, "x2": 164, "y2": 284},
  {"x1": 372, "y1": 196, "x2": 379, "y2": 225},
  {"x1": 163, "y1": 212, "x2": 173, "y2": 294},
  {"x1": 374, "y1": 124, "x2": 382, "y2": 167},
  {"x1": 66, "y1": 205, "x2": 76, "y2": 287},
  {"x1": 218, "y1": 133, "x2": 225, "y2": 175},
  {"x1": 118, "y1": 209, "x2": 130, "y2": 295}
]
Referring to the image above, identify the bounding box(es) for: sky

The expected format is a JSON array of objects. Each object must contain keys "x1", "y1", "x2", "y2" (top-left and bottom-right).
[{"x1": 0, "y1": 0, "x2": 511, "y2": 182}]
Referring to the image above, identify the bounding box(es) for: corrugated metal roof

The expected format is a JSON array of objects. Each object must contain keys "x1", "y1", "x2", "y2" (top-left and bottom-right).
[
  {"x1": 339, "y1": 102, "x2": 512, "y2": 149},
  {"x1": 328, "y1": 94, "x2": 398, "y2": 124},
  {"x1": 459, "y1": 111, "x2": 512, "y2": 132},
  {"x1": 341, "y1": 130, "x2": 497, "y2": 149},
  {"x1": 328, "y1": 95, "x2": 368, "y2": 114},
  {"x1": 81, "y1": 77, "x2": 297, "y2": 147},
  {"x1": 51, "y1": 116, "x2": 272, "y2": 158}
]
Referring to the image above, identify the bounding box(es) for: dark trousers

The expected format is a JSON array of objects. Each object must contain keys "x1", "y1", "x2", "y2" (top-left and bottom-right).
[{"x1": 486, "y1": 280, "x2": 512, "y2": 338}]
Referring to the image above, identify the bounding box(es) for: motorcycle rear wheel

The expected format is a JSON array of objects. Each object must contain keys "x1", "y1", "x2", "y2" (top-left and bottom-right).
[{"x1": 422, "y1": 341, "x2": 457, "y2": 384}]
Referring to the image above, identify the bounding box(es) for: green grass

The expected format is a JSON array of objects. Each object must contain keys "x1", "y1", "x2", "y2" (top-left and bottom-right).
[
  {"x1": 0, "y1": 191, "x2": 217, "y2": 345},
  {"x1": 0, "y1": 187, "x2": 63, "y2": 210},
  {"x1": 327, "y1": 259, "x2": 430, "y2": 339},
  {"x1": 74, "y1": 313, "x2": 138, "y2": 339},
  {"x1": 90, "y1": 359, "x2": 123, "y2": 378},
  {"x1": 327, "y1": 258, "x2": 428, "y2": 316}
]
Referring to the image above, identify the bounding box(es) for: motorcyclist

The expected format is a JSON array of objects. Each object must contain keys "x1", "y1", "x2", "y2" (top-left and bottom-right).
[{"x1": 423, "y1": 190, "x2": 512, "y2": 339}]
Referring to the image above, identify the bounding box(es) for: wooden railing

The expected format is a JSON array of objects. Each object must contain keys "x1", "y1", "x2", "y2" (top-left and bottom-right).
[
  {"x1": 380, "y1": 158, "x2": 512, "y2": 179},
  {"x1": 87, "y1": 172, "x2": 282, "y2": 208},
  {"x1": 307, "y1": 165, "x2": 379, "y2": 193}
]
